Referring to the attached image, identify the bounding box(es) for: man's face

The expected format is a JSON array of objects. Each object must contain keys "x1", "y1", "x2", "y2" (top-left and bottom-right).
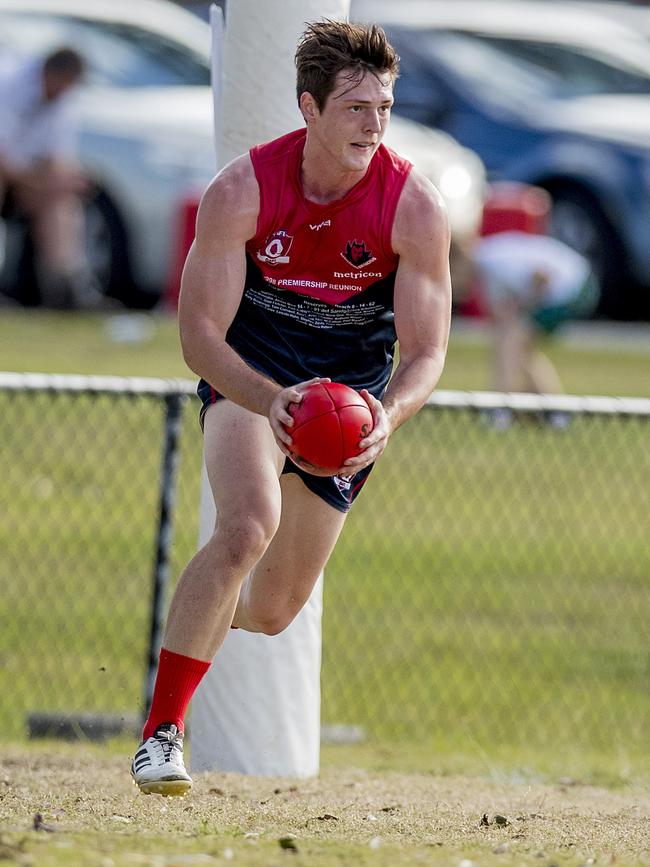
[
  {"x1": 302, "y1": 68, "x2": 394, "y2": 173},
  {"x1": 42, "y1": 70, "x2": 80, "y2": 103}
]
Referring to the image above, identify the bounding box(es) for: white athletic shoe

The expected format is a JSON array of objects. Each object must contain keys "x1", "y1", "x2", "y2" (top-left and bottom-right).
[{"x1": 131, "y1": 723, "x2": 192, "y2": 796}]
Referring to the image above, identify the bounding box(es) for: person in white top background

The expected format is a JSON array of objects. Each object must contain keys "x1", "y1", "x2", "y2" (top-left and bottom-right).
[
  {"x1": 470, "y1": 230, "x2": 599, "y2": 403},
  {"x1": 0, "y1": 47, "x2": 102, "y2": 308}
]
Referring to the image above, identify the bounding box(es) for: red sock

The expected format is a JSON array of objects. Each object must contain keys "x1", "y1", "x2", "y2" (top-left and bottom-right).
[{"x1": 142, "y1": 647, "x2": 211, "y2": 740}]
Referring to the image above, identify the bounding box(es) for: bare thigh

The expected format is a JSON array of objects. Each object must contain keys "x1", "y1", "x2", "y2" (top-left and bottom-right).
[
  {"x1": 203, "y1": 400, "x2": 285, "y2": 546},
  {"x1": 239, "y1": 473, "x2": 348, "y2": 634},
  {"x1": 162, "y1": 401, "x2": 287, "y2": 658}
]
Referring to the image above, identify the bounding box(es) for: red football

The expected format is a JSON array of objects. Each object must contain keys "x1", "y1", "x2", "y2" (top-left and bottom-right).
[{"x1": 284, "y1": 382, "x2": 374, "y2": 477}]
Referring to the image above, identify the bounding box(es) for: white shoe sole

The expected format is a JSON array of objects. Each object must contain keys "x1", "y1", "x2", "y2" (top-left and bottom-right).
[{"x1": 134, "y1": 777, "x2": 192, "y2": 797}]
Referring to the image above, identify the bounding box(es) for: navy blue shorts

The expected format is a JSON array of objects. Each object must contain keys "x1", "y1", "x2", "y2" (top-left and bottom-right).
[{"x1": 197, "y1": 379, "x2": 374, "y2": 514}]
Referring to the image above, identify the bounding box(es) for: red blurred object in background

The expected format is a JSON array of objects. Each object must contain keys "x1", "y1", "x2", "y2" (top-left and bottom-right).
[
  {"x1": 460, "y1": 181, "x2": 552, "y2": 317},
  {"x1": 480, "y1": 181, "x2": 551, "y2": 237},
  {"x1": 164, "y1": 193, "x2": 200, "y2": 312}
]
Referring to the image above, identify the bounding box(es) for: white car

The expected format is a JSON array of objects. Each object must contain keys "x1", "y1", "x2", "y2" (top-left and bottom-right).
[
  {"x1": 567, "y1": 2, "x2": 650, "y2": 42},
  {"x1": 0, "y1": 0, "x2": 486, "y2": 307}
]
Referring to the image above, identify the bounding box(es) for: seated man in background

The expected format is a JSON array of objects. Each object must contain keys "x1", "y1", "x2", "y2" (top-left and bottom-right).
[{"x1": 0, "y1": 47, "x2": 103, "y2": 308}]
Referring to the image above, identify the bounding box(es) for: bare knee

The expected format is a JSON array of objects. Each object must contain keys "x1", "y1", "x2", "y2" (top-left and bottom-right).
[
  {"x1": 254, "y1": 609, "x2": 297, "y2": 636},
  {"x1": 247, "y1": 590, "x2": 310, "y2": 635},
  {"x1": 214, "y1": 513, "x2": 278, "y2": 574}
]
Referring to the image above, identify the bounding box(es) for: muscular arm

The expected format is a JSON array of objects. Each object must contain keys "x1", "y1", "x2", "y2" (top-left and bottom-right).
[
  {"x1": 178, "y1": 155, "x2": 282, "y2": 417},
  {"x1": 344, "y1": 169, "x2": 451, "y2": 469},
  {"x1": 179, "y1": 156, "x2": 326, "y2": 447},
  {"x1": 383, "y1": 169, "x2": 452, "y2": 430}
]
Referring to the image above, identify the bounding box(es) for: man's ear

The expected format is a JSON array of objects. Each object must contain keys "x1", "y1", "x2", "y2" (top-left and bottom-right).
[{"x1": 299, "y1": 91, "x2": 319, "y2": 123}]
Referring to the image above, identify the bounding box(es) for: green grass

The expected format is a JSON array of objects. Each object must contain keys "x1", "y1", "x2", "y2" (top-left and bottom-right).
[
  {"x1": 0, "y1": 310, "x2": 189, "y2": 378},
  {"x1": 323, "y1": 408, "x2": 649, "y2": 784},
  {"x1": 438, "y1": 331, "x2": 650, "y2": 397},
  {"x1": 0, "y1": 308, "x2": 649, "y2": 396},
  {"x1": 1, "y1": 310, "x2": 648, "y2": 785}
]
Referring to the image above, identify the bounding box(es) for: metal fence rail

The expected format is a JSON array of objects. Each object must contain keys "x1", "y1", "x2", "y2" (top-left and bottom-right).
[{"x1": 2, "y1": 373, "x2": 648, "y2": 777}]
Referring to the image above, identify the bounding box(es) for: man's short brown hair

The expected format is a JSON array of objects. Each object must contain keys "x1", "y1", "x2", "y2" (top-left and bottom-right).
[
  {"x1": 43, "y1": 47, "x2": 85, "y2": 80},
  {"x1": 295, "y1": 20, "x2": 399, "y2": 111}
]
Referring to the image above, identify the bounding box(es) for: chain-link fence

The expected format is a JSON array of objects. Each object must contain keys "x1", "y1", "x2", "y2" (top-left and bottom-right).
[{"x1": 2, "y1": 373, "x2": 648, "y2": 778}]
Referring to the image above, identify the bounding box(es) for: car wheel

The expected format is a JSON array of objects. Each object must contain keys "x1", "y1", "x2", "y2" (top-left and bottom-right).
[
  {"x1": 547, "y1": 187, "x2": 630, "y2": 319},
  {"x1": 84, "y1": 189, "x2": 135, "y2": 306}
]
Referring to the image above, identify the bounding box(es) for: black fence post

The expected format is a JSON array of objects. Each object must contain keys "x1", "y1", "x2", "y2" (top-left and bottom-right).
[{"x1": 143, "y1": 391, "x2": 185, "y2": 724}]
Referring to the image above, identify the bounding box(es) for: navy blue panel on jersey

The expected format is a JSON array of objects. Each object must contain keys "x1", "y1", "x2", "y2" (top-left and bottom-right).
[{"x1": 220, "y1": 254, "x2": 397, "y2": 398}]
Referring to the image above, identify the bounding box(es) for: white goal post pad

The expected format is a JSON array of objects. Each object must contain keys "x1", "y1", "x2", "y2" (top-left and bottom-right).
[
  {"x1": 191, "y1": 463, "x2": 323, "y2": 777},
  {"x1": 217, "y1": 0, "x2": 351, "y2": 165},
  {"x1": 190, "y1": 0, "x2": 350, "y2": 777}
]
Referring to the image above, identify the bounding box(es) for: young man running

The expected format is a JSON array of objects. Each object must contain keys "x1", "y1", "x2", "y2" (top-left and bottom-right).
[{"x1": 131, "y1": 20, "x2": 451, "y2": 795}]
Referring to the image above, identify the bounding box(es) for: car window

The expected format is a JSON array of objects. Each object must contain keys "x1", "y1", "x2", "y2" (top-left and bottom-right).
[
  {"x1": 483, "y1": 36, "x2": 650, "y2": 97},
  {"x1": 394, "y1": 30, "x2": 554, "y2": 108},
  {"x1": 0, "y1": 11, "x2": 210, "y2": 87},
  {"x1": 399, "y1": 28, "x2": 650, "y2": 102}
]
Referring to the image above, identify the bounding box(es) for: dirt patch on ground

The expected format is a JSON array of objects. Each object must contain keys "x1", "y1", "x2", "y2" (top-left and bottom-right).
[{"x1": 1, "y1": 744, "x2": 649, "y2": 866}]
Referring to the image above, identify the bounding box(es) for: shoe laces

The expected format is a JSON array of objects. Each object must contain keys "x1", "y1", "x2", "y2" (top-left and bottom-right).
[{"x1": 154, "y1": 724, "x2": 184, "y2": 762}]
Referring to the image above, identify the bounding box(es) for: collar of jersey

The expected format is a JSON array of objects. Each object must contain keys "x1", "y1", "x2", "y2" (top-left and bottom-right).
[{"x1": 292, "y1": 131, "x2": 379, "y2": 216}]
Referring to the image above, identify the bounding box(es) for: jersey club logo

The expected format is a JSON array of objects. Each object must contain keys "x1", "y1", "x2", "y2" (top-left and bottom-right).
[
  {"x1": 257, "y1": 229, "x2": 293, "y2": 265},
  {"x1": 341, "y1": 239, "x2": 376, "y2": 269}
]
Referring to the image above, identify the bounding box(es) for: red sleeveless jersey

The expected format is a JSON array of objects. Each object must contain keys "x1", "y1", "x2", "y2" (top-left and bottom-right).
[
  {"x1": 246, "y1": 128, "x2": 411, "y2": 304},
  {"x1": 214, "y1": 127, "x2": 412, "y2": 398}
]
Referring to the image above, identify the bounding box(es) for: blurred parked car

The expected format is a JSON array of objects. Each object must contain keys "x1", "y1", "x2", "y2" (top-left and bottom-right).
[
  {"x1": 0, "y1": 0, "x2": 486, "y2": 308},
  {"x1": 352, "y1": 0, "x2": 650, "y2": 319},
  {"x1": 0, "y1": 0, "x2": 214, "y2": 307},
  {"x1": 570, "y1": 1, "x2": 650, "y2": 41},
  {"x1": 170, "y1": 0, "x2": 214, "y2": 20}
]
